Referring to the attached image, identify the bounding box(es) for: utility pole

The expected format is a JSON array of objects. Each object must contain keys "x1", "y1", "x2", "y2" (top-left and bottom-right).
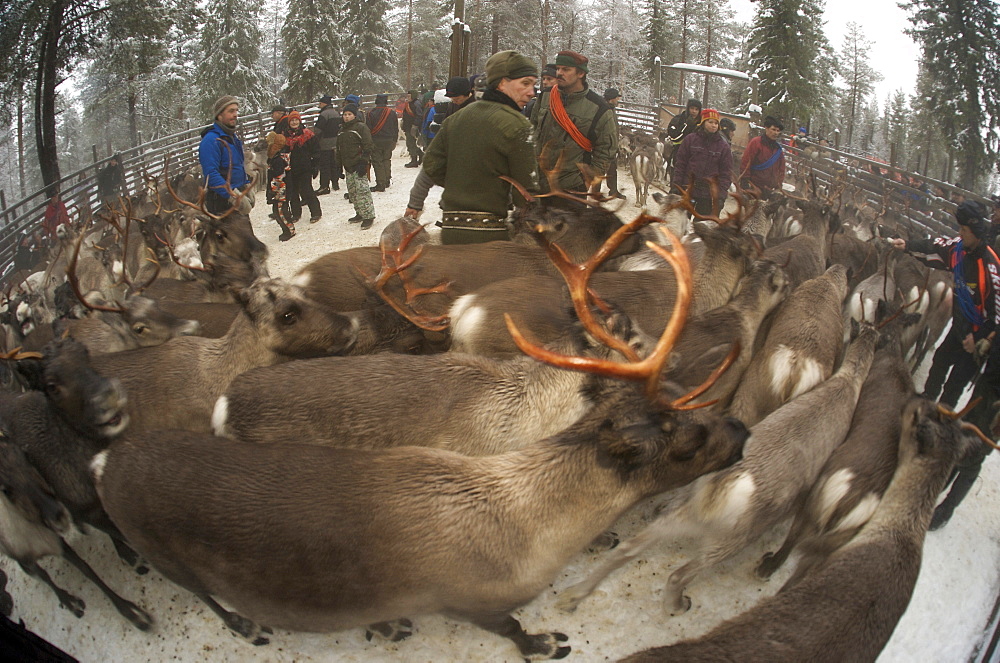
[
  {"x1": 406, "y1": 0, "x2": 414, "y2": 89},
  {"x1": 449, "y1": 0, "x2": 469, "y2": 78}
]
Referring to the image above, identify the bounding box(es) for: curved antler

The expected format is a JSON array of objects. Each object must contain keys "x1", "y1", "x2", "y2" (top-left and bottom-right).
[{"x1": 65, "y1": 231, "x2": 126, "y2": 314}]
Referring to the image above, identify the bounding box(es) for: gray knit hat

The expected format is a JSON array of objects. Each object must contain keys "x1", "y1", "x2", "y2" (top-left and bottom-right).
[
  {"x1": 485, "y1": 50, "x2": 539, "y2": 87},
  {"x1": 213, "y1": 95, "x2": 239, "y2": 120}
]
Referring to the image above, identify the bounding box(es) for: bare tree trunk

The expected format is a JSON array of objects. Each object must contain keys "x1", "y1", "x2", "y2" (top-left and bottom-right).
[
  {"x1": 678, "y1": 0, "x2": 689, "y2": 102},
  {"x1": 539, "y1": 0, "x2": 550, "y2": 68},
  {"x1": 127, "y1": 86, "x2": 139, "y2": 148},
  {"x1": 406, "y1": 0, "x2": 413, "y2": 89},
  {"x1": 491, "y1": 0, "x2": 499, "y2": 54},
  {"x1": 36, "y1": 0, "x2": 65, "y2": 192},
  {"x1": 702, "y1": 22, "x2": 712, "y2": 104},
  {"x1": 17, "y1": 88, "x2": 26, "y2": 198}
]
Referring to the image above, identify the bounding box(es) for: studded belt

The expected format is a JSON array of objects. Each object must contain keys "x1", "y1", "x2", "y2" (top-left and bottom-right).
[{"x1": 439, "y1": 211, "x2": 508, "y2": 231}]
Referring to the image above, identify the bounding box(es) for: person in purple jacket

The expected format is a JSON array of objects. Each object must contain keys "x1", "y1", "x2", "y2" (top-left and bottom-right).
[{"x1": 671, "y1": 107, "x2": 733, "y2": 216}]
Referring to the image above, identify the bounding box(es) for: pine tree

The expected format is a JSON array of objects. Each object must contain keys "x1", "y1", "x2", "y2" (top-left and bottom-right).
[
  {"x1": 836, "y1": 22, "x2": 881, "y2": 148},
  {"x1": 283, "y1": 0, "x2": 344, "y2": 103},
  {"x1": 342, "y1": 0, "x2": 396, "y2": 94},
  {"x1": 746, "y1": 0, "x2": 835, "y2": 129},
  {"x1": 902, "y1": 0, "x2": 1000, "y2": 188},
  {"x1": 195, "y1": 0, "x2": 271, "y2": 120}
]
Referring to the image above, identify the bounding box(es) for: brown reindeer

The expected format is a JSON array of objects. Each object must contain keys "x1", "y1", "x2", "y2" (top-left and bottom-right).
[
  {"x1": 618, "y1": 398, "x2": 995, "y2": 662},
  {"x1": 556, "y1": 320, "x2": 878, "y2": 617},
  {"x1": 93, "y1": 230, "x2": 749, "y2": 659},
  {"x1": 728, "y1": 263, "x2": 851, "y2": 428},
  {"x1": 90, "y1": 277, "x2": 358, "y2": 433}
]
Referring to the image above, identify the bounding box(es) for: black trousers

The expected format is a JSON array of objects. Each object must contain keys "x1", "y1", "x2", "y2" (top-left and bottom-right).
[
  {"x1": 286, "y1": 169, "x2": 321, "y2": 220},
  {"x1": 923, "y1": 324, "x2": 980, "y2": 407},
  {"x1": 205, "y1": 189, "x2": 230, "y2": 216},
  {"x1": 316, "y1": 148, "x2": 338, "y2": 190}
]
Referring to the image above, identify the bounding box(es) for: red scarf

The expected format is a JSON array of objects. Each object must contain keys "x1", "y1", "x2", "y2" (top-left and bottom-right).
[
  {"x1": 549, "y1": 87, "x2": 592, "y2": 152},
  {"x1": 370, "y1": 108, "x2": 391, "y2": 135}
]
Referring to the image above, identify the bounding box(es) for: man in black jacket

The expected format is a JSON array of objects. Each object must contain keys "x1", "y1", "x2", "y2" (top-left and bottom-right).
[
  {"x1": 891, "y1": 201, "x2": 1000, "y2": 407},
  {"x1": 401, "y1": 90, "x2": 424, "y2": 168},
  {"x1": 366, "y1": 94, "x2": 399, "y2": 192},
  {"x1": 665, "y1": 98, "x2": 702, "y2": 179},
  {"x1": 313, "y1": 95, "x2": 342, "y2": 194}
]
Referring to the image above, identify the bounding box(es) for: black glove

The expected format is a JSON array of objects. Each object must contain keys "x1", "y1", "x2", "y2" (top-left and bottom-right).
[{"x1": 355, "y1": 160, "x2": 369, "y2": 177}]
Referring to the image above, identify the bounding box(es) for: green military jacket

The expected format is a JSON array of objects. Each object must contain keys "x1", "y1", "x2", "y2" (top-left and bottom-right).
[
  {"x1": 423, "y1": 97, "x2": 539, "y2": 219},
  {"x1": 336, "y1": 119, "x2": 373, "y2": 170},
  {"x1": 530, "y1": 83, "x2": 618, "y2": 192}
]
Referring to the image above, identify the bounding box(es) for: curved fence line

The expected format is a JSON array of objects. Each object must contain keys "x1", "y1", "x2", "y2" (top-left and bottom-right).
[{"x1": 0, "y1": 94, "x2": 389, "y2": 283}]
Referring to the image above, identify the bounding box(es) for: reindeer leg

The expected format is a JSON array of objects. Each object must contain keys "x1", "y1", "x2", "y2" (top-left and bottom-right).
[
  {"x1": 365, "y1": 618, "x2": 413, "y2": 642},
  {"x1": 60, "y1": 541, "x2": 153, "y2": 631},
  {"x1": 663, "y1": 539, "x2": 735, "y2": 616},
  {"x1": 19, "y1": 560, "x2": 85, "y2": 617},
  {"x1": 0, "y1": 568, "x2": 13, "y2": 617},
  {"x1": 197, "y1": 593, "x2": 271, "y2": 645},
  {"x1": 469, "y1": 613, "x2": 569, "y2": 661},
  {"x1": 555, "y1": 514, "x2": 678, "y2": 613}
]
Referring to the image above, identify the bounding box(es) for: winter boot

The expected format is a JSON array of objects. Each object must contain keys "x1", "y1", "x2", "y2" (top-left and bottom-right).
[{"x1": 360, "y1": 218, "x2": 375, "y2": 230}]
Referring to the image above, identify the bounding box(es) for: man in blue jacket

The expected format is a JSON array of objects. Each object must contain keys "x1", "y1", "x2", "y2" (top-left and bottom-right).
[{"x1": 199, "y1": 95, "x2": 253, "y2": 215}]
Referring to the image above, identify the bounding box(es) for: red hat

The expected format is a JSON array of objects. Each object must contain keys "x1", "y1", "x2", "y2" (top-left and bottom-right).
[{"x1": 699, "y1": 108, "x2": 721, "y2": 124}]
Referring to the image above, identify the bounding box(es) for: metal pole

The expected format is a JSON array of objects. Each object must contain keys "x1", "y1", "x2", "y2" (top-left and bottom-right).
[{"x1": 654, "y1": 56, "x2": 661, "y2": 103}]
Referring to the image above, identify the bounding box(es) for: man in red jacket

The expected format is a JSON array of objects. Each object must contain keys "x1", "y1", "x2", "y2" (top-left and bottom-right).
[{"x1": 740, "y1": 116, "x2": 785, "y2": 195}]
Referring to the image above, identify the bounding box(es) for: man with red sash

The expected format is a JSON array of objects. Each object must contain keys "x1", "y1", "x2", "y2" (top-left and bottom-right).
[
  {"x1": 366, "y1": 94, "x2": 399, "y2": 192},
  {"x1": 529, "y1": 50, "x2": 618, "y2": 196},
  {"x1": 892, "y1": 201, "x2": 1000, "y2": 407},
  {"x1": 740, "y1": 115, "x2": 786, "y2": 195}
]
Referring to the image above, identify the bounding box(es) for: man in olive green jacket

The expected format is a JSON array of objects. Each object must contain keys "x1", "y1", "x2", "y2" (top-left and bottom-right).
[
  {"x1": 530, "y1": 50, "x2": 618, "y2": 195},
  {"x1": 423, "y1": 50, "x2": 540, "y2": 244}
]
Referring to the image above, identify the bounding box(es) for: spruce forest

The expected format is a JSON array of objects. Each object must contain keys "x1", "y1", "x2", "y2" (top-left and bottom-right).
[{"x1": 0, "y1": 0, "x2": 997, "y2": 198}]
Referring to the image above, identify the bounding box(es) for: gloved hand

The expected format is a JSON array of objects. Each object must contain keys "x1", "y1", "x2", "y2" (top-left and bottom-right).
[
  {"x1": 976, "y1": 337, "x2": 992, "y2": 361},
  {"x1": 355, "y1": 160, "x2": 369, "y2": 177},
  {"x1": 232, "y1": 190, "x2": 253, "y2": 215}
]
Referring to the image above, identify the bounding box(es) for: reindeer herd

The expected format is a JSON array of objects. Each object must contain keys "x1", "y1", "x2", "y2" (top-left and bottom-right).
[{"x1": 0, "y1": 156, "x2": 994, "y2": 661}]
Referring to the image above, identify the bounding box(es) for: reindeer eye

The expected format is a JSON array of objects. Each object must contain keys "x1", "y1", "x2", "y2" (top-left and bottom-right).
[
  {"x1": 133, "y1": 324, "x2": 148, "y2": 335},
  {"x1": 215, "y1": 231, "x2": 225, "y2": 241},
  {"x1": 281, "y1": 311, "x2": 298, "y2": 326}
]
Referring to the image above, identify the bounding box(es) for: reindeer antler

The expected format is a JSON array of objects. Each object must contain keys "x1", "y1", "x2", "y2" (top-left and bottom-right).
[
  {"x1": 506, "y1": 217, "x2": 736, "y2": 408},
  {"x1": 65, "y1": 230, "x2": 126, "y2": 314},
  {"x1": 356, "y1": 221, "x2": 450, "y2": 331}
]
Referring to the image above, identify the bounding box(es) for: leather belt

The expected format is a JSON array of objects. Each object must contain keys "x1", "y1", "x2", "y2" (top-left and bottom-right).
[{"x1": 439, "y1": 211, "x2": 508, "y2": 231}]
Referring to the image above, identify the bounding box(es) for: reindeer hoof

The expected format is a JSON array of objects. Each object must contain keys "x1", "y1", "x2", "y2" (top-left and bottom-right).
[
  {"x1": 553, "y1": 586, "x2": 588, "y2": 614},
  {"x1": 365, "y1": 618, "x2": 413, "y2": 642},
  {"x1": 520, "y1": 631, "x2": 570, "y2": 660},
  {"x1": 668, "y1": 594, "x2": 692, "y2": 617},
  {"x1": 756, "y1": 552, "x2": 779, "y2": 579},
  {"x1": 224, "y1": 612, "x2": 270, "y2": 645},
  {"x1": 121, "y1": 601, "x2": 154, "y2": 631},
  {"x1": 61, "y1": 593, "x2": 86, "y2": 618},
  {"x1": 587, "y1": 530, "x2": 619, "y2": 552}
]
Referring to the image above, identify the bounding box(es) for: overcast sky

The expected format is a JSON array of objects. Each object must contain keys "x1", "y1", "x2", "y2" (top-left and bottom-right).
[{"x1": 728, "y1": 0, "x2": 921, "y2": 103}]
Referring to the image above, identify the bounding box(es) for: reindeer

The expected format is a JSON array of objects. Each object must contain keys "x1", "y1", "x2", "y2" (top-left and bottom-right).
[
  {"x1": 556, "y1": 320, "x2": 878, "y2": 617},
  {"x1": 728, "y1": 264, "x2": 850, "y2": 428},
  {"x1": 755, "y1": 304, "x2": 921, "y2": 585},
  {"x1": 93, "y1": 229, "x2": 749, "y2": 659},
  {"x1": 618, "y1": 398, "x2": 995, "y2": 662},
  {"x1": 213, "y1": 217, "x2": 707, "y2": 453},
  {"x1": 292, "y1": 200, "x2": 644, "y2": 316},
  {"x1": 630, "y1": 145, "x2": 662, "y2": 208},
  {"x1": 90, "y1": 278, "x2": 358, "y2": 433},
  {"x1": 0, "y1": 343, "x2": 153, "y2": 630}
]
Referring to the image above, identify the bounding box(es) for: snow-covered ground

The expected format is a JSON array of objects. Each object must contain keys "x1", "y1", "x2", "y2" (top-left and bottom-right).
[{"x1": 2, "y1": 147, "x2": 999, "y2": 662}]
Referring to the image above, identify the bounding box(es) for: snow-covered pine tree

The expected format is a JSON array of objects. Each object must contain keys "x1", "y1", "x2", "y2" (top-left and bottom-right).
[
  {"x1": 283, "y1": 0, "x2": 344, "y2": 104},
  {"x1": 902, "y1": 0, "x2": 1000, "y2": 189},
  {"x1": 836, "y1": 21, "x2": 881, "y2": 147},
  {"x1": 195, "y1": 0, "x2": 271, "y2": 120},
  {"x1": 341, "y1": 0, "x2": 396, "y2": 95},
  {"x1": 746, "y1": 0, "x2": 835, "y2": 129}
]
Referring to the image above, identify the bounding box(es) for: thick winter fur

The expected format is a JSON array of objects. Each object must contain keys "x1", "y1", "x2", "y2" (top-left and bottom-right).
[
  {"x1": 215, "y1": 313, "x2": 648, "y2": 453},
  {"x1": 619, "y1": 397, "x2": 984, "y2": 662},
  {"x1": 556, "y1": 324, "x2": 877, "y2": 616},
  {"x1": 662, "y1": 260, "x2": 789, "y2": 408},
  {"x1": 90, "y1": 278, "x2": 357, "y2": 433},
  {"x1": 630, "y1": 146, "x2": 662, "y2": 208},
  {"x1": 755, "y1": 312, "x2": 919, "y2": 584},
  {"x1": 0, "y1": 340, "x2": 152, "y2": 630},
  {"x1": 293, "y1": 203, "x2": 640, "y2": 315},
  {"x1": 95, "y1": 395, "x2": 748, "y2": 659},
  {"x1": 728, "y1": 264, "x2": 850, "y2": 427},
  {"x1": 449, "y1": 220, "x2": 759, "y2": 358}
]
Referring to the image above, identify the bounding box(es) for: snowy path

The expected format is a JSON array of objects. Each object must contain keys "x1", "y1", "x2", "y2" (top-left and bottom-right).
[{"x1": 2, "y1": 148, "x2": 998, "y2": 662}]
